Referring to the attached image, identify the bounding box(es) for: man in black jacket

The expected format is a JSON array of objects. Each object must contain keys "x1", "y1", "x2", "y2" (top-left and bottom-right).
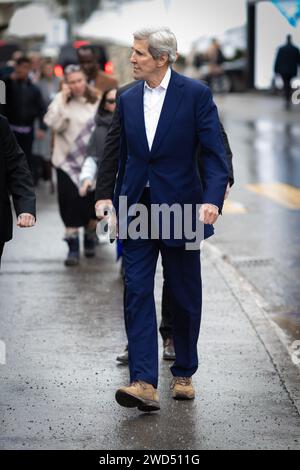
[
  {"x1": 0, "y1": 115, "x2": 36, "y2": 265},
  {"x1": 95, "y1": 81, "x2": 234, "y2": 363},
  {"x1": 1, "y1": 56, "x2": 46, "y2": 184},
  {"x1": 274, "y1": 35, "x2": 300, "y2": 109}
]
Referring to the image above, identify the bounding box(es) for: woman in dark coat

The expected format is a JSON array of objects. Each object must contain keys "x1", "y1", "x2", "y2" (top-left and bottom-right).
[{"x1": 79, "y1": 88, "x2": 117, "y2": 197}]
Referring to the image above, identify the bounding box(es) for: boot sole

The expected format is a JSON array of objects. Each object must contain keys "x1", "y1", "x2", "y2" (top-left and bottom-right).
[
  {"x1": 116, "y1": 357, "x2": 129, "y2": 365},
  {"x1": 138, "y1": 403, "x2": 160, "y2": 412},
  {"x1": 64, "y1": 259, "x2": 79, "y2": 267},
  {"x1": 163, "y1": 355, "x2": 176, "y2": 361},
  {"x1": 115, "y1": 390, "x2": 160, "y2": 412},
  {"x1": 172, "y1": 392, "x2": 195, "y2": 400}
]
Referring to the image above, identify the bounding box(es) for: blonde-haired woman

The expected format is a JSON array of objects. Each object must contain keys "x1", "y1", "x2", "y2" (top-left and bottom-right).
[{"x1": 44, "y1": 65, "x2": 100, "y2": 266}]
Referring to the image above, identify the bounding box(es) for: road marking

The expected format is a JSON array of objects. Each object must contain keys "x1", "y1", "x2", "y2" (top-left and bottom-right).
[
  {"x1": 246, "y1": 183, "x2": 300, "y2": 209},
  {"x1": 223, "y1": 200, "x2": 247, "y2": 214}
]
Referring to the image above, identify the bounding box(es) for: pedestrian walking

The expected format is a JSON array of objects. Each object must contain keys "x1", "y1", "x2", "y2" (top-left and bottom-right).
[
  {"x1": 274, "y1": 34, "x2": 300, "y2": 109},
  {"x1": 79, "y1": 88, "x2": 117, "y2": 197},
  {"x1": 1, "y1": 56, "x2": 47, "y2": 185},
  {"x1": 33, "y1": 58, "x2": 61, "y2": 186},
  {"x1": 77, "y1": 46, "x2": 118, "y2": 96},
  {"x1": 0, "y1": 115, "x2": 36, "y2": 266},
  {"x1": 206, "y1": 38, "x2": 226, "y2": 92},
  {"x1": 98, "y1": 82, "x2": 234, "y2": 367},
  {"x1": 44, "y1": 65, "x2": 100, "y2": 266},
  {"x1": 96, "y1": 27, "x2": 228, "y2": 412}
]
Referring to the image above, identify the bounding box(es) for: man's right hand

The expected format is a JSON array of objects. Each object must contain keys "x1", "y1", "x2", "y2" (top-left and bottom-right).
[
  {"x1": 17, "y1": 213, "x2": 36, "y2": 228},
  {"x1": 95, "y1": 199, "x2": 113, "y2": 220}
]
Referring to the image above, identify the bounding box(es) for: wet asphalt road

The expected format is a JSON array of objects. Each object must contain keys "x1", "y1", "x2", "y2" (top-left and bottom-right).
[
  {"x1": 215, "y1": 93, "x2": 300, "y2": 346},
  {"x1": 0, "y1": 93, "x2": 300, "y2": 450}
]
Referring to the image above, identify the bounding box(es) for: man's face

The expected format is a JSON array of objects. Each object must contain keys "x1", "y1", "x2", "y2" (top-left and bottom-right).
[
  {"x1": 78, "y1": 50, "x2": 98, "y2": 79},
  {"x1": 15, "y1": 62, "x2": 30, "y2": 81},
  {"x1": 130, "y1": 39, "x2": 159, "y2": 81},
  {"x1": 43, "y1": 64, "x2": 54, "y2": 79}
]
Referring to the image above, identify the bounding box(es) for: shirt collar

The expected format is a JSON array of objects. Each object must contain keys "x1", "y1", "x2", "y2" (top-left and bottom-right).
[{"x1": 144, "y1": 67, "x2": 172, "y2": 92}]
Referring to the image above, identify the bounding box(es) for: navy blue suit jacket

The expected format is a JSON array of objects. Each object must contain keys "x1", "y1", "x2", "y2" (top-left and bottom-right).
[{"x1": 113, "y1": 70, "x2": 229, "y2": 244}]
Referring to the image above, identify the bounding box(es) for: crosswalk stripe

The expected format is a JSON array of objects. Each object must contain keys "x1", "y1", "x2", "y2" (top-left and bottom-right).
[
  {"x1": 223, "y1": 200, "x2": 247, "y2": 214},
  {"x1": 246, "y1": 183, "x2": 300, "y2": 209}
]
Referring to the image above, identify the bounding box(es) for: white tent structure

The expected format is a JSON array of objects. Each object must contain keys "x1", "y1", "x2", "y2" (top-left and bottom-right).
[
  {"x1": 7, "y1": 3, "x2": 54, "y2": 38},
  {"x1": 7, "y1": 3, "x2": 67, "y2": 46},
  {"x1": 77, "y1": 0, "x2": 246, "y2": 55}
]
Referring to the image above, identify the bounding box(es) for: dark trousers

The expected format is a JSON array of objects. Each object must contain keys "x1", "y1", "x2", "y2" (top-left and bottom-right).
[
  {"x1": 56, "y1": 169, "x2": 97, "y2": 227},
  {"x1": 124, "y1": 277, "x2": 174, "y2": 342},
  {"x1": 123, "y1": 189, "x2": 202, "y2": 388},
  {"x1": 281, "y1": 74, "x2": 293, "y2": 106},
  {"x1": 159, "y1": 277, "x2": 173, "y2": 341},
  {"x1": 13, "y1": 130, "x2": 37, "y2": 184}
]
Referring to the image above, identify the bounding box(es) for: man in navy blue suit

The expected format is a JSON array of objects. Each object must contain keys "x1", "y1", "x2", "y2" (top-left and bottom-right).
[{"x1": 96, "y1": 27, "x2": 228, "y2": 412}]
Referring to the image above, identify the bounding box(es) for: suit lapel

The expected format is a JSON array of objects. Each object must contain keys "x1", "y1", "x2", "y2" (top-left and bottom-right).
[
  {"x1": 126, "y1": 71, "x2": 184, "y2": 157},
  {"x1": 130, "y1": 81, "x2": 150, "y2": 157},
  {"x1": 150, "y1": 70, "x2": 184, "y2": 155}
]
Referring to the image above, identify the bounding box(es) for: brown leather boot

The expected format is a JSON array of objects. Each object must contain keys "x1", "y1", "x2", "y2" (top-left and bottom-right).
[
  {"x1": 163, "y1": 337, "x2": 176, "y2": 361},
  {"x1": 170, "y1": 377, "x2": 195, "y2": 400},
  {"x1": 115, "y1": 380, "x2": 160, "y2": 412}
]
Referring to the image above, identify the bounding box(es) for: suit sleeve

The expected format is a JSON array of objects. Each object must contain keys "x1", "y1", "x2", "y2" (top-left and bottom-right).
[
  {"x1": 88, "y1": 125, "x2": 109, "y2": 165},
  {"x1": 198, "y1": 121, "x2": 234, "y2": 188},
  {"x1": 2, "y1": 117, "x2": 36, "y2": 217},
  {"x1": 95, "y1": 95, "x2": 121, "y2": 201},
  {"x1": 220, "y1": 122, "x2": 234, "y2": 186},
  {"x1": 196, "y1": 86, "x2": 229, "y2": 211}
]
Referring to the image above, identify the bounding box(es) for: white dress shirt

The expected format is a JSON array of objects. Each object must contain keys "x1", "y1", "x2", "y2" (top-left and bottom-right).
[
  {"x1": 142, "y1": 68, "x2": 220, "y2": 214},
  {"x1": 144, "y1": 67, "x2": 171, "y2": 151},
  {"x1": 143, "y1": 67, "x2": 171, "y2": 187}
]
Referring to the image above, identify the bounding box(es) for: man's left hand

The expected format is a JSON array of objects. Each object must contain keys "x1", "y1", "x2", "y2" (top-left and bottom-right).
[
  {"x1": 17, "y1": 213, "x2": 36, "y2": 228},
  {"x1": 199, "y1": 204, "x2": 219, "y2": 225}
]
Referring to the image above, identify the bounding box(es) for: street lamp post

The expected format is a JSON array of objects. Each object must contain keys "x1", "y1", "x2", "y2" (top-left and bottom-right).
[
  {"x1": 247, "y1": 0, "x2": 256, "y2": 89},
  {"x1": 68, "y1": 0, "x2": 77, "y2": 41},
  {"x1": 67, "y1": 0, "x2": 101, "y2": 40}
]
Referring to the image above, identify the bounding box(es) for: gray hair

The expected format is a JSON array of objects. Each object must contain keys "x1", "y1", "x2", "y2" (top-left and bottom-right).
[{"x1": 133, "y1": 27, "x2": 177, "y2": 64}]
